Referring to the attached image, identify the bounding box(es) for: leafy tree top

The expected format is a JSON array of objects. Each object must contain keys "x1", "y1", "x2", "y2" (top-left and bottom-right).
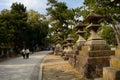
[{"x1": 11, "y1": 2, "x2": 26, "y2": 14}]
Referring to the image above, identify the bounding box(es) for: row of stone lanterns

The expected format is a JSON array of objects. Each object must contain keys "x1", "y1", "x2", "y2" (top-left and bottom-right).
[
  {"x1": 77, "y1": 11, "x2": 114, "y2": 79},
  {"x1": 53, "y1": 11, "x2": 117, "y2": 79}
]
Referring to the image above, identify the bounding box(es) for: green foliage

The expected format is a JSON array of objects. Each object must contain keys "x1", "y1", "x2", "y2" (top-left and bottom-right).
[
  {"x1": 11, "y1": 2, "x2": 26, "y2": 14},
  {"x1": 100, "y1": 26, "x2": 117, "y2": 45},
  {"x1": 0, "y1": 10, "x2": 14, "y2": 43},
  {"x1": 1, "y1": 9, "x2": 10, "y2": 14},
  {"x1": 84, "y1": 28, "x2": 90, "y2": 40},
  {"x1": 83, "y1": 0, "x2": 120, "y2": 23},
  {"x1": 46, "y1": 0, "x2": 82, "y2": 44},
  {"x1": 9, "y1": 2, "x2": 28, "y2": 49},
  {"x1": 27, "y1": 10, "x2": 49, "y2": 48},
  {"x1": 0, "y1": 2, "x2": 49, "y2": 56}
]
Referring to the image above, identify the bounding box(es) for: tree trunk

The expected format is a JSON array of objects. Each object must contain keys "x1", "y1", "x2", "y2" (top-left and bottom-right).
[{"x1": 112, "y1": 24, "x2": 120, "y2": 47}]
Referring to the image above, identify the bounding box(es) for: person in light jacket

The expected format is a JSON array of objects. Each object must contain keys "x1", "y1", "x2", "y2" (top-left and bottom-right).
[
  {"x1": 25, "y1": 48, "x2": 30, "y2": 59},
  {"x1": 21, "y1": 48, "x2": 25, "y2": 59}
]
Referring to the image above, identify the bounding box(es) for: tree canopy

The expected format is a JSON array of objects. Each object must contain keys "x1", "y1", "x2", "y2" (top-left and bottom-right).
[
  {"x1": 46, "y1": 0, "x2": 82, "y2": 44},
  {"x1": 0, "y1": 2, "x2": 49, "y2": 57}
]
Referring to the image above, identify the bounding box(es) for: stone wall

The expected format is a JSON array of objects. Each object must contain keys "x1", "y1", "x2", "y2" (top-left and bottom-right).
[{"x1": 103, "y1": 48, "x2": 120, "y2": 80}]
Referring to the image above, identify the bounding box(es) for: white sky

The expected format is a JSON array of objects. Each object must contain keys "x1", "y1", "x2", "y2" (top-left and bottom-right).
[{"x1": 0, "y1": 0, "x2": 84, "y2": 14}]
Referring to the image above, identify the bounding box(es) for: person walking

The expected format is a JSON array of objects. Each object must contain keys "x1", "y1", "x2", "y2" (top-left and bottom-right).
[
  {"x1": 25, "y1": 48, "x2": 30, "y2": 59},
  {"x1": 21, "y1": 48, "x2": 25, "y2": 59}
]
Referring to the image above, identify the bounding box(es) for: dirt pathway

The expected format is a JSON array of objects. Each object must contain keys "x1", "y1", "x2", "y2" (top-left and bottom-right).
[{"x1": 42, "y1": 54, "x2": 82, "y2": 80}]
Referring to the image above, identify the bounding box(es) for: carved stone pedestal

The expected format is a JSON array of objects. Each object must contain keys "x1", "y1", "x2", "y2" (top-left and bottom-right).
[{"x1": 77, "y1": 43, "x2": 114, "y2": 78}]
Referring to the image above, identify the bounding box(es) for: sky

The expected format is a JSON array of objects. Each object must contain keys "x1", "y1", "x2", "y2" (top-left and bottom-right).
[{"x1": 0, "y1": 0, "x2": 84, "y2": 14}]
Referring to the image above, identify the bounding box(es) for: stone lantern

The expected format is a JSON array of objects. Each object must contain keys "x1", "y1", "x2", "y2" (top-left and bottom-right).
[
  {"x1": 84, "y1": 11, "x2": 107, "y2": 46},
  {"x1": 75, "y1": 20, "x2": 86, "y2": 52},
  {"x1": 62, "y1": 40, "x2": 68, "y2": 57},
  {"x1": 64, "y1": 34, "x2": 74, "y2": 60},
  {"x1": 66, "y1": 34, "x2": 73, "y2": 43},
  {"x1": 76, "y1": 11, "x2": 115, "y2": 79},
  {"x1": 54, "y1": 37, "x2": 63, "y2": 55}
]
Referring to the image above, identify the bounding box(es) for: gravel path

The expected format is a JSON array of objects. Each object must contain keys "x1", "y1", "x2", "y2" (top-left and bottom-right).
[{"x1": 0, "y1": 51, "x2": 52, "y2": 80}]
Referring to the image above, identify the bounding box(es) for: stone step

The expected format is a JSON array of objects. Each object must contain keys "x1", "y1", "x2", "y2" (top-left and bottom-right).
[
  {"x1": 110, "y1": 56, "x2": 120, "y2": 69},
  {"x1": 103, "y1": 67, "x2": 120, "y2": 80}
]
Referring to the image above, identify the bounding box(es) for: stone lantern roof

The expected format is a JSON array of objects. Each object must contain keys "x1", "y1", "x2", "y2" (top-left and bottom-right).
[
  {"x1": 75, "y1": 20, "x2": 86, "y2": 37},
  {"x1": 63, "y1": 40, "x2": 67, "y2": 47},
  {"x1": 63, "y1": 40, "x2": 67, "y2": 44},
  {"x1": 84, "y1": 11, "x2": 103, "y2": 23},
  {"x1": 84, "y1": 11, "x2": 103, "y2": 33},
  {"x1": 76, "y1": 30, "x2": 85, "y2": 34},
  {"x1": 76, "y1": 21, "x2": 86, "y2": 30},
  {"x1": 66, "y1": 35, "x2": 74, "y2": 42},
  {"x1": 57, "y1": 37, "x2": 62, "y2": 40},
  {"x1": 86, "y1": 23, "x2": 100, "y2": 32},
  {"x1": 56, "y1": 36, "x2": 62, "y2": 44}
]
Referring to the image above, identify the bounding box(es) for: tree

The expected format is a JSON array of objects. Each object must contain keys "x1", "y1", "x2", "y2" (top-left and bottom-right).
[
  {"x1": 99, "y1": 26, "x2": 117, "y2": 45},
  {"x1": 1, "y1": 9, "x2": 10, "y2": 14},
  {"x1": 0, "y1": 2, "x2": 49, "y2": 57},
  {"x1": 46, "y1": 0, "x2": 81, "y2": 44},
  {"x1": 10, "y1": 2, "x2": 28, "y2": 51},
  {"x1": 0, "y1": 9, "x2": 19, "y2": 57},
  {"x1": 27, "y1": 10, "x2": 49, "y2": 50}
]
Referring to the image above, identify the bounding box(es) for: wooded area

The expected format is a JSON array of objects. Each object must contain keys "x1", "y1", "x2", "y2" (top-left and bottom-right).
[{"x1": 0, "y1": 2, "x2": 49, "y2": 58}]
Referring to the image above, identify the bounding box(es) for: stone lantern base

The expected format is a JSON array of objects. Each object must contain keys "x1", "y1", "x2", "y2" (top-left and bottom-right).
[
  {"x1": 54, "y1": 43, "x2": 63, "y2": 55},
  {"x1": 75, "y1": 39, "x2": 115, "y2": 79}
]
